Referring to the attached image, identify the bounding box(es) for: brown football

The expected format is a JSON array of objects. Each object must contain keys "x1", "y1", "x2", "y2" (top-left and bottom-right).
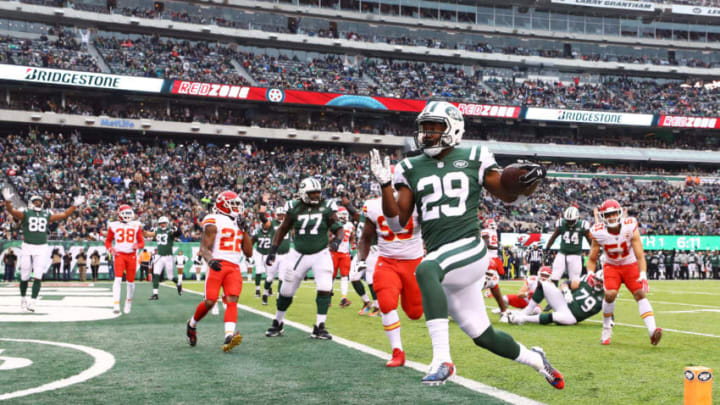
[{"x1": 500, "y1": 163, "x2": 529, "y2": 195}]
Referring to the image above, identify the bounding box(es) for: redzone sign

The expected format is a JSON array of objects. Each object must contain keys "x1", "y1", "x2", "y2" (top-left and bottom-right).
[
  {"x1": 173, "y1": 81, "x2": 250, "y2": 99},
  {"x1": 455, "y1": 103, "x2": 520, "y2": 118},
  {"x1": 658, "y1": 115, "x2": 720, "y2": 129}
]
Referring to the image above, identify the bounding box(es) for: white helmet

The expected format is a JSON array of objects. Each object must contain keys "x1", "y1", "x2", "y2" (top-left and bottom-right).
[
  {"x1": 275, "y1": 206, "x2": 286, "y2": 217},
  {"x1": 28, "y1": 195, "x2": 43, "y2": 211},
  {"x1": 416, "y1": 101, "x2": 465, "y2": 157},
  {"x1": 299, "y1": 177, "x2": 322, "y2": 205},
  {"x1": 158, "y1": 216, "x2": 169, "y2": 225},
  {"x1": 563, "y1": 206, "x2": 579, "y2": 224}
]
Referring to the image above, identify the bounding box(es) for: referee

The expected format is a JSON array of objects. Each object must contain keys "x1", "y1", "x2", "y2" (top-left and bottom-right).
[{"x1": 525, "y1": 243, "x2": 544, "y2": 276}]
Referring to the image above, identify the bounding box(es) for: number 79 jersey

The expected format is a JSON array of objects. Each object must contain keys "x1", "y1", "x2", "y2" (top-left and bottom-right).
[
  {"x1": 200, "y1": 214, "x2": 246, "y2": 264},
  {"x1": 589, "y1": 217, "x2": 638, "y2": 266},
  {"x1": 394, "y1": 145, "x2": 497, "y2": 253},
  {"x1": 363, "y1": 198, "x2": 423, "y2": 260}
]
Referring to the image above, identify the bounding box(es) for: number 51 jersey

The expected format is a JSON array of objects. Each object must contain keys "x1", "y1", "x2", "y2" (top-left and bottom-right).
[
  {"x1": 589, "y1": 217, "x2": 638, "y2": 266},
  {"x1": 363, "y1": 198, "x2": 423, "y2": 260},
  {"x1": 200, "y1": 214, "x2": 246, "y2": 264}
]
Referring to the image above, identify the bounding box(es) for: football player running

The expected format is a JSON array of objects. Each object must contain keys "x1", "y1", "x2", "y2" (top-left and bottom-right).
[
  {"x1": 352, "y1": 204, "x2": 380, "y2": 316},
  {"x1": 509, "y1": 266, "x2": 604, "y2": 326},
  {"x1": 2, "y1": 189, "x2": 84, "y2": 312},
  {"x1": 331, "y1": 206, "x2": 355, "y2": 307},
  {"x1": 263, "y1": 207, "x2": 291, "y2": 303},
  {"x1": 588, "y1": 199, "x2": 662, "y2": 346},
  {"x1": 545, "y1": 206, "x2": 591, "y2": 284},
  {"x1": 264, "y1": 177, "x2": 345, "y2": 340},
  {"x1": 370, "y1": 100, "x2": 563, "y2": 389},
  {"x1": 106, "y1": 204, "x2": 145, "y2": 314},
  {"x1": 357, "y1": 175, "x2": 424, "y2": 367},
  {"x1": 186, "y1": 191, "x2": 253, "y2": 352},
  {"x1": 145, "y1": 216, "x2": 183, "y2": 300}
]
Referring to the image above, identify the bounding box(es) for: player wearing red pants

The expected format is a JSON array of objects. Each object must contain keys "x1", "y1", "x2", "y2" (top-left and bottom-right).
[
  {"x1": 503, "y1": 267, "x2": 549, "y2": 311},
  {"x1": 106, "y1": 204, "x2": 144, "y2": 315},
  {"x1": 186, "y1": 191, "x2": 253, "y2": 352},
  {"x1": 331, "y1": 206, "x2": 355, "y2": 307},
  {"x1": 358, "y1": 194, "x2": 424, "y2": 367}
]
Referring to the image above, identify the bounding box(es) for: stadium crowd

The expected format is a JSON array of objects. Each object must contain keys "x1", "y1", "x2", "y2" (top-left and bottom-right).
[{"x1": 0, "y1": 129, "x2": 718, "y2": 243}]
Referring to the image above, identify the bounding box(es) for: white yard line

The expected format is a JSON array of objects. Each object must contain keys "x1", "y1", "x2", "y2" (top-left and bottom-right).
[
  {"x1": 172, "y1": 285, "x2": 545, "y2": 405},
  {"x1": 585, "y1": 320, "x2": 720, "y2": 338}
]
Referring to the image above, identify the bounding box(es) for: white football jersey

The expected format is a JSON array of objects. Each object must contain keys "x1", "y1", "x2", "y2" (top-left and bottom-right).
[
  {"x1": 336, "y1": 222, "x2": 354, "y2": 254},
  {"x1": 524, "y1": 275, "x2": 539, "y2": 296},
  {"x1": 589, "y1": 217, "x2": 639, "y2": 266},
  {"x1": 107, "y1": 220, "x2": 143, "y2": 254},
  {"x1": 481, "y1": 228, "x2": 499, "y2": 249},
  {"x1": 200, "y1": 213, "x2": 246, "y2": 264},
  {"x1": 363, "y1": 198, "x2": 423, "y2": 260}
]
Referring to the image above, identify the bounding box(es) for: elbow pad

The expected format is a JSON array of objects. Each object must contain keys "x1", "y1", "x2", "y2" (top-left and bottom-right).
[{"x1": 385, "y1": 215, "x2": 404, "y2": 233}]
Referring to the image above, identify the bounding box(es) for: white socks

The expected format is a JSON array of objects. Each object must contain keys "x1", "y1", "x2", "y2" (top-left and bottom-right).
[
  {"x1": 340, "y1": 277, "x2": 349, "y2": 296},
  {"x1": 316, "y1": 314, "x2": 327, "y2": 325},
  {"x1": 382, "y1": 310, "x2": 402, "y2": 350},
  {"x1": 514, "y1": 343, "x2": 543, "y2": 371},
  {"x1": 602, "y1": 299, "x2": 615, "y2": 328},
  {"x1": 113, "y1": 277, "x2": 122, "y2": 305},
  {"x1": 275, "y1": 310, "x2": 287, "y2": 323},
  {"x1": 153, "y1": 288, "x2": 159, "y2": 295},
  {"x1": 637, "y1": 298, "x2": 657, "y2": 335},
  {"x1": 127, "y1": 282, "x2": 135, "y2": 301},
  {"x1": 426, "y1": 318, "x2": 452, "y2": 364},
  {"x1": 224, "y1": 322, "x2": 236, "y2": 337}
]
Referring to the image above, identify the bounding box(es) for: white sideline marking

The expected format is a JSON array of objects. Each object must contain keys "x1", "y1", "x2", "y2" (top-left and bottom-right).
[
  {"x1": 661, "y1": 309, "x2": 720, "y2": 314},
  {"x1": 585, "y1": 320, "x2": 720, "y2": 339},
  {"x1": 173, "y1": 285, "x2": 545, "y2": 405},
  {"x1": 0, "y1": 338, "x2": 115, "y2": 401},
  {"x1": 617, "y1": 298, "x2": 720, "y2": 309}
]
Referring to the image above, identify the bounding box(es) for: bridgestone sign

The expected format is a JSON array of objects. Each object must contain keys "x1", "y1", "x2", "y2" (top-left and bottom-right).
[
  {"x1": 0, "y1": 64, "x2": 163, "y2": 93},
  {"x1": 525, "y1": 108, "x2": 654, "y2": 126}
]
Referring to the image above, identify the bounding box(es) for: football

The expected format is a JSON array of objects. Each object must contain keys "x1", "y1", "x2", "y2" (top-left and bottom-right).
[{"x1": 500, "y1": 163, "x2": 530, "y2": 194}]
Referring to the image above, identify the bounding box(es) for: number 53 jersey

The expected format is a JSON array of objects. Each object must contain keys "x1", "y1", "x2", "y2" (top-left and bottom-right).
[
  {"x1": 363, "y1": 198, "x2": 423, "y2": 260},
  {"x1": 200, "y1": 214, "x2": 246, "y2": 264},
  {"x1": 394, "y1": 145, "x2": 497, "y2": 253},
  {"x1": 589, "y1": 217, "x2": 639, "y2": 266}
]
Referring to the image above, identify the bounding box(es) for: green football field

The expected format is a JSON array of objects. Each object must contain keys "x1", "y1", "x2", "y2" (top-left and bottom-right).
[{"x1": 0, "y1": 279, "x2": 718, "y2": 404}]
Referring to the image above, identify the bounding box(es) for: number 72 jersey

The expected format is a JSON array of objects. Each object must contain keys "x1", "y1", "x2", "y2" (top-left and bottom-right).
[{"x1": 589, "y1": 217, "x2": 638, "y2": 266}]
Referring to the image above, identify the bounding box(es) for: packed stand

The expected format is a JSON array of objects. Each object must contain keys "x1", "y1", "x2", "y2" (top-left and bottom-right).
[{"x1": 0, "y1": 31, "x2": 100, "y2": 72}]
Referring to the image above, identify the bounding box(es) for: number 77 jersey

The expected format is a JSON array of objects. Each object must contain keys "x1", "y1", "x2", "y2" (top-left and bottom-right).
[
  {"x1": 589, "y1": 217, "x2": 639, "y2": 266},
  {"x1": 363, "y1": 198, "x2": 423, "y2": 260}
]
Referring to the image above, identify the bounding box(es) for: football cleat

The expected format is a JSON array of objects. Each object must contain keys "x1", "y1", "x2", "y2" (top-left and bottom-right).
[
  {"x1": 254, "y1": 290, "x2": 261, "y2": 298},
  {"x1": 261, "y1": 294, "x2": 268, "y2": 305},
  {"x1": 265, "y1": 319, "x2": 284, "y2": 337},
  {"x1": 222, "y1": 332, "x2": 243, "y2": 352},
  {"x1": 601, "y1": 327, "x2": 613, "y2": 345},
  {"x1": 311, "y1": 323, "x2": 332, "y2": 340},
  {"x1": 113, "y1": 303, "x2": 121, "y2": 314},
  {"x1": 498, "y1": 312, "x2": 509, "y2": 323},
  {"x1": 650, "y1": 328, "x2": 663, "y2": 346},
  {"x1": 368, "y1": 306, "x2": 380, "y2": 317},
  {"x1": 149, "y1": 294, "x2": 159, "y2": 301},
  {"x1": 531, "y1": 347, "x2": 564, "y2": 390},
  {"x1": 358, "y1": 302, "x2": 371, "y2": 315},
  {"x1": 386, "y1": 348, "x2": 405, "y2": 368},
  {"x1": 26, "y1": 298, "x2": 35, "y2": 313},
  {"x1": 339, "y1": 298, "x2": 352, "y2": 308},
  {"x1": 177, "y1": 284, "x2": 182, "y2": 296},
  {"x1": 123, "y1": 300, "x2": 132, "y2": 314},
  {"x1": 186, "y1": 321, "x2": 197, "y2": 347},
  {"x1": 421, "y1": 362, "x2": 455, "y2": 386}
]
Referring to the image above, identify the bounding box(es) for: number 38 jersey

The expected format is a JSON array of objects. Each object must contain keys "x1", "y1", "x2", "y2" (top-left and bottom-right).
[
  {"x1": 200, "y1": 214, "x2": 246, "y2": 264},
  {"x1": 363, "y1": 198, "x2": 423, "y2": 260},
  {"x1": 285, "y1": 199, "x2": 341, "y2": 255},
  {"x1": 21, "y1": 209, "x2": 52, "y2": 245},
  {"x1": 106, "y1": 220, "x2": 144, "y2": 254},
  {"x1": 394, "y1": 145, "x2": 497, "y2": 253},
  {"x1": 589, "y1": 217, "x2": 639, "y2": 266}
]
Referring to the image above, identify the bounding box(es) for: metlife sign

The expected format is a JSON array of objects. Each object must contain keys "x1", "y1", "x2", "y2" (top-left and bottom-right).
[
  {"x1": 551, "y1": 0, "x2": 656, "y2": 12},
  {"x1": 671, "y1": 4, "x2": 720, "y2": 17},
  {"x1": 0, "y1": 64, "x2": 164, "y2": 93},
  {"x1": 525, "y1": 108, "x2": 654, "y2": 127}
]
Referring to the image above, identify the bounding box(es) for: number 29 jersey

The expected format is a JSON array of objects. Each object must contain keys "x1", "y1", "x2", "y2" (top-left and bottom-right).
[
  {"x1": 363, "y1": 198, "x2": 423, "y2": 260},
  {"x1": 394, "y1": 145, "x2": 498, "y2": 253},
  {"x1": 589, "y1": 217, "x2": 638, "y2": 266},
  {"x1": 200, "y1": 214, "x2": 246, "y2": 264}
]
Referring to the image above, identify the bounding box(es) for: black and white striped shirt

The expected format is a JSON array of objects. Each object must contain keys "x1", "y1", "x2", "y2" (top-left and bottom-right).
[{"x1": 525, "y1": 249, "x2": 543, "y2": 263}]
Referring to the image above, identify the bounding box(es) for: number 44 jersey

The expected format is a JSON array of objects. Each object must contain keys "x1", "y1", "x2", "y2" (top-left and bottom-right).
[{"x1": 589, "y1": 217, "x2": 638, "y2": 266}]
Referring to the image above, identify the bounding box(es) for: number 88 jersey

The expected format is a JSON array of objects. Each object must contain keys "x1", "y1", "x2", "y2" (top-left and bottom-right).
[
  {"x1": 363, "y1": 198, "x2": 423, "y2": 260},
  {"x1": 200, "y1": 213, "x2": 246, "y2": 264},
  {"x1": 589, "y1": 217, "x2": 638, "y2": 266}
]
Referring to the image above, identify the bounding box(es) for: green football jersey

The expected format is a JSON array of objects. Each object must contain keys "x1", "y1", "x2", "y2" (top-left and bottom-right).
[
  {"x1": 21, "y1": 209, "x2": 52, "y2": 245},
  {"x1": 395, "y1": 146, "x2": 497, "y2": 253},
  {"x1": 556, "y1": 219, "x2": 589, "y2": 255},
  {"x1": 154, "y1": 226, "x2": 176, "y2": 256},
  {"x1": 567, "y1": 276, "x2": 604, "y2": 323},
  {"x1": 255, "y1": 226, "x2": 274, "y2": 255},
  {"x1": 272, "y1": 220, "x2": 291, "y2": 254},
  {"x1": 285, "y1": 199, "x2": 341, "y2": 255}
]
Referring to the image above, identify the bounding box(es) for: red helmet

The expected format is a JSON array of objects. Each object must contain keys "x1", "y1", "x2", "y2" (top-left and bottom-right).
[
  {"x1": 214, "y1": 191, "x2": 244, "y2": 219},
  {"x1": 337, "y1": 206, "x2": 349, "y2": 222},
  {"x1": 484, "y1": 218, "x2": 497, "y2": 230},
  {"x1": 539, "y1": 266, "x2": 552, "y2": 281},
  {"x1": 599, "y1": 199, "x2": 623, "y2": 228},
  {"x1": 118, "y1": 204, "x2": 134, "y2": 222}
]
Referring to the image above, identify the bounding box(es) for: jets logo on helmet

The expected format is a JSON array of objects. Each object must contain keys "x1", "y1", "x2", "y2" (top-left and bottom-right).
[
  {"x1": 416, "y1": 101, "x2": 465, "y2": 157},
  {"x1": 158, "y1": 216, "x2": 169, "y2": 225},
  {"x1": 484, "y1": 218, "x2": 497, "y2": 230},
  {"x1": 599, "y1": 199, "x2": 623, "y2": 228},
  {"x1": 275, "y1": 206, "x2": 286, "y2": 219},
  {"x1": 28, "y1": 195, "x2": 43, "y2": 211},
  {"x1": 563, "y1": 206, "x2": 579, "y2": 225},
  {"x1": 214, "y1": 190, "x2": 244, "y2": 219},
  {"x1": 337, "y1": 206, "x2": 349, "y2": 223},
  {"x1": 118, "y1": 204, "x2": 135, "y2": 222},
  {"x1": 299, "y1": 177, "x2": 322, "y2": 205}
]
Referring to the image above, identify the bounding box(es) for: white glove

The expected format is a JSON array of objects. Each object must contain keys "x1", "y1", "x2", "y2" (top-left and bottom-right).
[
  {"x1": 2, "y1": 187, "x2": 13, "y2": 201},
  {"x1": 72, "y1": 195, "x2": 86, "y2": 207},
  {"x1": 369, "y1": 149, "x2": 392, "y2": 186},
  {"x1": 562, "y1": 288, "x2": 573, "y2": 304},
  {"x1": 499, "y1": 311, "x2": 509, "y2": 323},
  {"x1": 246, "y1": 257, "x2": 255, "y2": 267}
]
